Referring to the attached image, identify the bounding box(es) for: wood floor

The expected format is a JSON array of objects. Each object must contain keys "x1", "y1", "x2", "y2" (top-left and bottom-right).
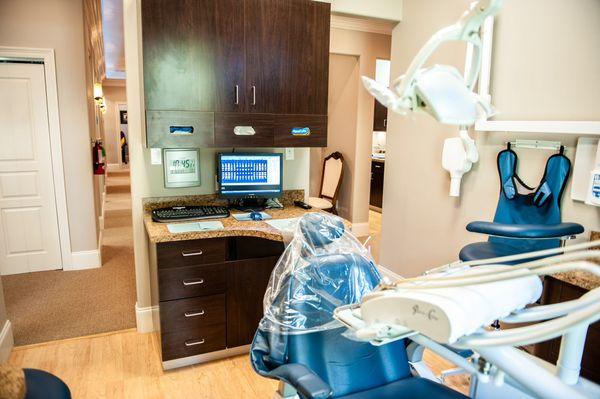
[
  {"x1": 8, "y1": 329, "x2": 469, "y2": 398},
  {"x1": 8, "y1": 330, "x2": 278, "y2": 399}
]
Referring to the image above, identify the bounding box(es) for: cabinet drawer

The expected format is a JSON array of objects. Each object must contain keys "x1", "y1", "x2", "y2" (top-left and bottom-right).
[
  {"x1": 160, "y1": 294, "x2": 226, "y2": 334},
  {"x1": 161, "y1": 323, "x2": 226, "y2": 361},
  {"x1": 214, "y1": 113, "x2": 274, "y2": 147},
  {"x1": 157, "y1": 238, "x2": 227, "y2": 269},
  {"x1": 273, "y1": 114, "x2": 327, "y2": 147},
  {"x1": 146, "y1": 110, "x2": 214, "y2": 148},
  {"x1": 159, "y1": 263, "x2": 227, "y2": 301}
]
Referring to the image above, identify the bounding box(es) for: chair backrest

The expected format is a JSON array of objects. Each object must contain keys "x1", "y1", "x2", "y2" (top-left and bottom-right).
[
  {"x1": 320, "y1": 152, "x2": 344, "y2": 201},
  {"x1": 491, "y1": 148, "x2": 571, "y2": 252}
]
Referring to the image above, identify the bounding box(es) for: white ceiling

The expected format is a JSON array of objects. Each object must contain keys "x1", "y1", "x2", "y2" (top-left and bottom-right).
[{"x1": 102, "y1": 0, "x2": 125, "y2": 80}]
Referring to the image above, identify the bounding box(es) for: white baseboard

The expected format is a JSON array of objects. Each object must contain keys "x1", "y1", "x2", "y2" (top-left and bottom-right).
[
  {"x1": 64, "y1": 249, "x2": 101, "y2": 271},
  {"x1": 0, "y1": 320, "x2": 14, "y2": 362},
  {"x1": 351, "y1": 222, "x2": 370, "y2": 237},
  {"x1": 135, "y1": 302, "x2": 159, "y2": 333}
]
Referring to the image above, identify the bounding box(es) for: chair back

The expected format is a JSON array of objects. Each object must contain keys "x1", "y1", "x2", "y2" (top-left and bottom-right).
[
  {"x1": 491, "y1": 148, "x2": 571, "y2": 252},
  {"x1": 320, "y1": 152, "x2": 344, "y2": 202}
]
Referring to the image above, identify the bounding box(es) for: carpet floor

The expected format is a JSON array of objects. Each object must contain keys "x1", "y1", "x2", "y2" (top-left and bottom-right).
[{"x1": 3, "y1": 168, "x2": 136, "y2": 346}]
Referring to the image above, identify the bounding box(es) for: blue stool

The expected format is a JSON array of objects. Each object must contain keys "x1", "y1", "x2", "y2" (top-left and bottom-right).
[{"x1": 24, "y1": 369, "x2": 71, "y2": 399}]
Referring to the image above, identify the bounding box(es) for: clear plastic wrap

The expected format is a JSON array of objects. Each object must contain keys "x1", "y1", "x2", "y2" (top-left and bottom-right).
[{"x1": 259, "y1": 212, "x2": 382, "y2": 335}]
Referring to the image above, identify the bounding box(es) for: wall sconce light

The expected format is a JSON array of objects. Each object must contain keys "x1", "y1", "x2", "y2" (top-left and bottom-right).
[{"x1": 93, "y1": 83, "x2": 104, "y2": 104}]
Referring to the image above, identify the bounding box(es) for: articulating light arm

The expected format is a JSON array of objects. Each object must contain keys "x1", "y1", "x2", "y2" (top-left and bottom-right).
[{"x1": 363, "y1": 0, "x2": 502, "y2": 125}]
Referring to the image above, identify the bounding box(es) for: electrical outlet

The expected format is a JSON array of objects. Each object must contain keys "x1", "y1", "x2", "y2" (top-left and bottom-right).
[
  {"x1": 285, "y1": 148, "x2": 294, "y2": 160},
  {"x1": 150, "y1": 148, "x2": 162, "y2": 165}
]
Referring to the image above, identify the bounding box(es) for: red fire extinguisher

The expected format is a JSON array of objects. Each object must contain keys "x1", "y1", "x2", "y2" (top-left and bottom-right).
[{"x1": 93, "y1": 139, "x2": 106, "y2": 175}]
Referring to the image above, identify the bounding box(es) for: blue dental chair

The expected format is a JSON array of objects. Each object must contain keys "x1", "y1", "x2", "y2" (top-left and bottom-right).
[
  {"x1": 250, "y1": 213, "x2": 468, "y2": 399},
  {"x1": 460, "y1": 145, "x2": 584, "y2": 263}
]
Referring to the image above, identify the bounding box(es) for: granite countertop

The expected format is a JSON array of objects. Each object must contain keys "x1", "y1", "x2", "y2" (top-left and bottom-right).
[
  {"x1": 550, "y1": 232, "x2": 600, "y2": 291},
  {"x1": 550, "y1": 271, "x2": 600, "y2": 291},
  {"x1": 143, "y1": 190, "x2": 351, "y2": 243}
]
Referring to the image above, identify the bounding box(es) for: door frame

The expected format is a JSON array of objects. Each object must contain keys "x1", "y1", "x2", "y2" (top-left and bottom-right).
[{"x1": 0, "y1": 46, "x2": 72, "y2": 269}]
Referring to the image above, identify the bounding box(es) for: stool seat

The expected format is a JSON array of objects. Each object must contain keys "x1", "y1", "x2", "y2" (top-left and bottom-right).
[{"x1": 24, "y1": 369, "x2": 71, "y2": 399}]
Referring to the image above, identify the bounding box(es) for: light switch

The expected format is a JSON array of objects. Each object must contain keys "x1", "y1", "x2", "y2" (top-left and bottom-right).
[
  {"x1": 285, "y1": 148, "x2": 294, "y2": 160},
  {"x1": 150, "y1": 148, "x2": 162, "y2": 165}
]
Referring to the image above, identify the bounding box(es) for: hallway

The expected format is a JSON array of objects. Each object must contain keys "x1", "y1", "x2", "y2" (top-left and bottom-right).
[{"x1": 3, "y1": 168, "x2": 136, "y2": 345}]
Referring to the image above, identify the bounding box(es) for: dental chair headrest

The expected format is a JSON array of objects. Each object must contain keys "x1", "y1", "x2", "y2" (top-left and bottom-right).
[{"x1": 299, "y1": 213, "x2": 345, "y2": 248}]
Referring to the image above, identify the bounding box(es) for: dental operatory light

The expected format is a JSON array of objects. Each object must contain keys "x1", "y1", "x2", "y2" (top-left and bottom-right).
[
  {"x1": 363, "y1": 0, "x2": 502, "y2": 197},
  {"x1": 362, "y1": 0, "x2": 502, "y2": 125}
]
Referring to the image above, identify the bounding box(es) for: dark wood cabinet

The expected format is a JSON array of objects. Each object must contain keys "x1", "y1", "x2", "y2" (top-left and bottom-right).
[
  {"x1": 156, "y1": 236, "x2": 284, "y2": 366},
  {"x1": 244, "y1": 0, "x2": 330, "y2": 115},
  {"x1": 373, "y1": 100, "x2": 388, "y2": 131},
  {"x1": 227, "y1": 256, "x2": 280, "y2": 347},
  {"x1": 141, "y1": 0, "x2": 330, "y2": 148},
  {"x1": 370, "y1": 160, "x2": 384, "y2": 209},
  {"x1": 141, "y1": 0, "x2": 218, "y2": 112},
  {"x1": 533, "y1": 277, "x2": 600, "y2": 384}
]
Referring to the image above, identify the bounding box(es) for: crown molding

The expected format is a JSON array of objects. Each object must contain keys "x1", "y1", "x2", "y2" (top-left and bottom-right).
[{"x1": 330, "y1": 14, "x2": 397, "y2": 36}]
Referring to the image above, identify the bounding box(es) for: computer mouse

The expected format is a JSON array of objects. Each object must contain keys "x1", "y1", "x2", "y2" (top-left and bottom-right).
[{"x1": 250, "y1": 211, "x2": 263, "y2": 221}]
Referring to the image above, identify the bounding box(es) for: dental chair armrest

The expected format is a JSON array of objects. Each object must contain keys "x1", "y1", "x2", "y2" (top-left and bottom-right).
[
  {"x1": 269, "y1": 363, "x2": 333, "y2": 399},
  {"x1": 466, "y1": 221, "x2": 584, "y2": 239}
]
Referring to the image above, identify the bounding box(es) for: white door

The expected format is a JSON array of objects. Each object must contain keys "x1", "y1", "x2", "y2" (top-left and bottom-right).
[{"x1": 0, "y1": 62, "x2": 62, "y2": 275}]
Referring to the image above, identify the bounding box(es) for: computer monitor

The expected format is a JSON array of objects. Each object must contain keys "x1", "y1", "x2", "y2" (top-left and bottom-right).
[{"x1": 217, "y1": 153, "x2": 283, "y2": 200}]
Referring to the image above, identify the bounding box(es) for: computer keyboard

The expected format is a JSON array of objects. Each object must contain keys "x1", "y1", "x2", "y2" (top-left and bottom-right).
[{"x1": 151, "y1": 205, "x2": 230, "y2": 223}]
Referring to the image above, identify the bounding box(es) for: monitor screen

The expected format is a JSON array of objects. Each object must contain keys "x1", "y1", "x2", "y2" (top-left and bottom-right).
[{"x1": 218, "y1": 153, "x2": 283, "y2": 198}]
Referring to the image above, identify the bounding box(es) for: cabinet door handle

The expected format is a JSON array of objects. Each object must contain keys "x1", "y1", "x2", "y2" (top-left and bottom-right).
[
  {"x1": 181, "y1": 250, "x2": 203, "y2": 257},
  {"x1": 184, "y1": 339, "x2": 205, "y2": 347},
  {"x1": 182, "y1": 279, "x2": 204, "y2": 286},
  {"x1": 251, "y1": 85, "x2": 256, "y2": 106},
  {"x1": 234, "y1": 85, "x2": 239, "y2": 105},
  {"x1": 184, "y1": 310, "x2": 205, "y2": 318},
  {"x1": 383, "y1": 118, "x2": 387, "y2": 128}
]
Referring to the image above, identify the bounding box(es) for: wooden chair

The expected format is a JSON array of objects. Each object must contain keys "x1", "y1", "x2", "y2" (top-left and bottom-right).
[{"x1": 308, "y1": 152, "x2": 344, "y2": 214}]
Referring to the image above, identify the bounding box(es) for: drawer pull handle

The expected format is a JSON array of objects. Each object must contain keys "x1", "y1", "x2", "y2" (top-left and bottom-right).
[
  {"x1": 184, "y1": 310, "x2": 205, "y2": 318},
  {"x1": 182, "y1": 279, "x2": 204, "y2": 286},
  {"x1": 182, "y1": 250, "x2": 203, "y2": 257},
  {"x1": 184, "y1": 339, "x2": 205, "y2": 347}
]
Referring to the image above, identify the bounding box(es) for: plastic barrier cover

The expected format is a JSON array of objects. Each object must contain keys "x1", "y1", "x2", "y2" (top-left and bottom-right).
[{"x1": 259, "y1": 212, "x2": 382, "y2": 335}]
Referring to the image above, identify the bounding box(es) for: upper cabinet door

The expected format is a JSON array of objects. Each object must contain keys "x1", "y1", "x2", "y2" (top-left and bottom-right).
[
  {"x1": 142, "y1": 0, "x2": 246, "y2": 112},
  {"x1": 213, "y1": 0, "x2": 246, "y2": 112},
  {"x1": 142, "y1": 0, "x2": 217, "y2": 111},
  {"x1": 244, "y1": 0, "x2": 330, "y2": 115}
]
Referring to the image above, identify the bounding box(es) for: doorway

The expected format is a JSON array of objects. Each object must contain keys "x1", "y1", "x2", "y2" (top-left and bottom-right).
[{"x1": 0, "y1": 62, "x2": 63, "y2": 275}]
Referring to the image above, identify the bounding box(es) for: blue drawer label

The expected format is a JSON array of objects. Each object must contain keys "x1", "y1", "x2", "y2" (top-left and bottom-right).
[{"x1": 291, "y1": 127, "x2": 311, "y2": 136}]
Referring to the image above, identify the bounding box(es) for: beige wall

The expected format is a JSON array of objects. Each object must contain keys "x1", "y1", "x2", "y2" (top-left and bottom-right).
[
  {"x1": 0, "y1": 0, "x2": 98, "y2": 253},
  {"x1": 380, "y1": 0, "x2": 600, "y2": 277},
  {"x1": 103, "y1": 85, "x2": 128, "y2": 165},
  {"x1": 311, "y1": 54, "x2": 360, "y2": 220},
  {"x1": 491, "y1": 0, "x2": 600, "y2": 121},
  {"x1": 312, "y1": 28, "x2": 391, "y2": 225}
]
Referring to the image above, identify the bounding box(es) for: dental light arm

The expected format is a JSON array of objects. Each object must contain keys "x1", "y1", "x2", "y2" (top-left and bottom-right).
[{"x1": 362, "y1": 0, "x2": 502, "y2": 125}]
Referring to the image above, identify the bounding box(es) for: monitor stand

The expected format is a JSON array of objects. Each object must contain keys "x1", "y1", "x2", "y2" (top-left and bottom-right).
[{"x1": 229, "y1": 198, "x2": 268, "y2": 212}]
